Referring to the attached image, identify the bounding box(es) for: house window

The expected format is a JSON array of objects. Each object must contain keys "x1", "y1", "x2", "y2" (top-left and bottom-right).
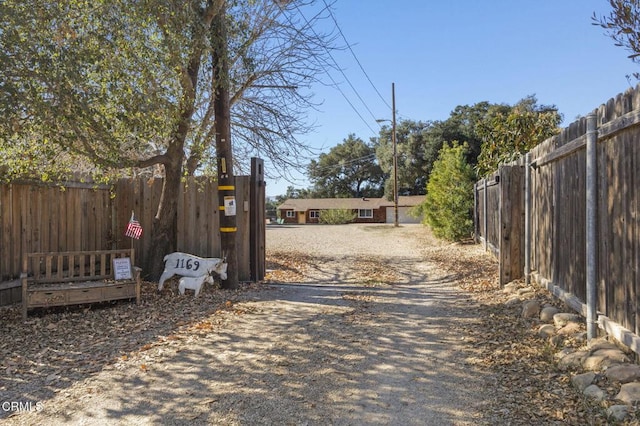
[
  {"x1": 286, "y1": 210, "x2": 295, "y2": 218},
  {"x1": 309, "y1": 210, "x2": 320, "y2": 219},
  {"x1": 358, "y1": 209, "x2": 373, "y2": 218}
]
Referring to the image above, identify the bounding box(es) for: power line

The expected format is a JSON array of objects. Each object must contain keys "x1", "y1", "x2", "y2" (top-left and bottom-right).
[
  {"x1": 274, "y1": 2, "x2": 377, "y2": 135},
  {"x1": 292, "y1": 3, "x2": 381, "y2": 135},
  {"x1": 310, "y1": 152, "x2": 377, "y2": 173},
  {"x1": 321, "y1": 0, "x2": 392, "y2": 112}
]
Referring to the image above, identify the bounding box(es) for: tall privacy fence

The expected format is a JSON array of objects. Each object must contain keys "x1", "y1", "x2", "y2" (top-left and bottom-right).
[
  {"x1": 475, "y1": 85, "x2": 640, "y2": 353},
  {"x1": 1, "y1": 159, "x2": 266, "y2": 305}
]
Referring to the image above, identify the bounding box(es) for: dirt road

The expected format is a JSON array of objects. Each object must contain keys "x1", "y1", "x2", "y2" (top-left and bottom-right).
[{"x1": 4, "y1": 224, "x2": 494, "y2": 425}]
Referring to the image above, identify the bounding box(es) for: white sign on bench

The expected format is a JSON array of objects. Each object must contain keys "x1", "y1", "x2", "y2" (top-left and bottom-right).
[{"x1": 113, "y1": 258, "x2": 133, "y2": 280}]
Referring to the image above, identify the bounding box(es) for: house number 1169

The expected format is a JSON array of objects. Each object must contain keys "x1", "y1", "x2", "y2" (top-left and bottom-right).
[{"x1": 174, "y1": 258, "x2": 201, "y2": 271}]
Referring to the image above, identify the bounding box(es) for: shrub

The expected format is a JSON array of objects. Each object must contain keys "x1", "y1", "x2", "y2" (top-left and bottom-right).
[
  {"x1": 423, "y1": 142, "x2": 476, "y2": 241},
  {"x1": 318, "y1": 208, "x2": 356, "y2": 224}
]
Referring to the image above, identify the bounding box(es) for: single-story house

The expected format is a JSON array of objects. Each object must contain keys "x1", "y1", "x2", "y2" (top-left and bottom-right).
[{"x1": 276, "y1": 196, "x2": 425, "y2": 224}]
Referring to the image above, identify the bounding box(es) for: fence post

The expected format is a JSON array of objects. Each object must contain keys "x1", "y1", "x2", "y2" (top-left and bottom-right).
[
  {"x1": 586, "y1": 113, "x2": 598, "y2": 341},
  {"x1": 524, "y1": 153, "x2": 531, "y2": 285},
  {"x1": 498, "y1": 168, "x2": 505, "y2": 285},
  {"x1": 250, "y1": 158, "x2": 265, "y2": 282},
  {"x1": 474, "y1": 182, "x2": 478, "y2": 243},
  {"x1": 483, "y1": 178, "x2": 488, "y2": 251}
]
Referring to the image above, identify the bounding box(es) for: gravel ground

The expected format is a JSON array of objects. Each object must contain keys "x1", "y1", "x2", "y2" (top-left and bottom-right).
[{"x1": 1, "y1": 223, "x2": 506, "y2": 425}]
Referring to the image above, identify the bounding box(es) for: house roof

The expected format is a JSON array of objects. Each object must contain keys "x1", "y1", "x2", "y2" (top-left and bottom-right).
[
  {"x1": 278, "y1": 197, "x2": 383, "y2": 212},
  {"x1": 277, "y1": 196, "x2": 425, "y2": 212},
  {"x1": 379, "y1": 195, "x2": 426, "y2": 207}
]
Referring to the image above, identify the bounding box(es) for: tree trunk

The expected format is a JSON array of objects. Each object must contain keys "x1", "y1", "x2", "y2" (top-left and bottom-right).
[
  {"x1": 145, "y1": 15, "x2": 204, "y2": 280},
  {"x1": 146, "y1": 152, "x2": 181, "y2": 281}
]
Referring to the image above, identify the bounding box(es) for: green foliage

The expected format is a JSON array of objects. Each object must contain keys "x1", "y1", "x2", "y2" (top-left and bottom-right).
[
  {"x1": 0, "y1": 0, "x2": 179, "y2": 174},
  {"x1": 373, "y1": 104, "x2": 505, "y2": 200},
  {"x1": 308, "y1": 134, "x2": 384, "y2": 198},
  {"x1": 0, "y1": 0, "x2": 338, "y2": 181},
  {"x1": 276, "y1": 186, "x2": 313, "y2": 203},
  {"x1": 375, "y1": 120, "x2": 431, "y2": 198},
  {"x1": 593, "y1": 0, "x2": 640, "y2": 80},
  {"x1": 476, "y1": 96, "x2": 562, "y2": 176},
  {"x1": 318, "y1": 209, "x2": 356, "y2": 225},
  {"x1": 422, "y1": 142, "x2": 476, "y2": 241}
]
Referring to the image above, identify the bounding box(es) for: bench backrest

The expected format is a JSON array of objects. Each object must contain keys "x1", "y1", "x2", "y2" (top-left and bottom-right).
[{"x1": 22, "y1": 249, "x2": 136, "y2": 283}]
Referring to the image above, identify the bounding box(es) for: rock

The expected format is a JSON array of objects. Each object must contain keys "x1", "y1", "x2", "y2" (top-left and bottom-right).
[
  {"x1": 616, "y1": 382, "x2": 640, "y2": 404},
  {"x1": 574, "y1": 332, "x2": 587, "y2": 344},
  {"x1": 605, "y1": 364, "x2": 640, "y2": 383},
  {"x1": 571, "y1": 372, "x2": 596, "y2": 391},
  {"x1": 555, "y1": 347, "x2": 573, "y2": 360},
  {"x1": 518, "y1": 291, "x2": 536, "y2": 300},
  {"x1": 553, "y1": 313, "x2": 581, "y2": 328},
  {"x1": 583, "y1": 348, "x2": 631, "y2": 371},
  {"x1": 538, "y1": 324, "x2": 555, "y2": 338},
  {"x1": 549, "y1": 335, "x2": 564, "y2": 348},
  {"x1": 583, "y1": 384, "x2": 606, "y2": 401},
  {"x1": 588, "y1": 338, "x2": 619, "y2": 351},
  {"x1": 522, "y1": 300, "x2": 541, "y2": 319},
  {"x1": 540, "y1": 306, "x2": 559, "y2": 322},
  {"x1": 558, "y1": 350, "x2": 589, "y2": 371},
  {"x1": 503, "y1": 282, "x2": 519, "y2": 294},
  {"x1": 557, "y1": 322, "x2": 583, "y2": 336},
  {"x1": 505, "y1": 296, "x2": 521, "y2": 306},
  {"x1": 516, "y1": 286, "x2": 535, "y2": 295},
  {"x1": 607, "y1": 405, "x2": 629, "y2": 422}
]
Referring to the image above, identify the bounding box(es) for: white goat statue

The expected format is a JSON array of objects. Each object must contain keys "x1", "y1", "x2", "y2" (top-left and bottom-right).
[
  {"x1": 178, "y1": 274, "x2": 214, "y2": 297},
  {"x1": 158, "y1": 252, "x2": 228, "y2": 292}
]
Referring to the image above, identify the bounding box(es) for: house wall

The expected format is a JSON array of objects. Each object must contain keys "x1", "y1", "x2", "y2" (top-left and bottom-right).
[
  {"x1": 277, "y1": 208, "x2": 386, "y2": 224},
  {"x1": 355, "y1": 208, "x2": 385, "y2": 223},
  {"x1": 280, "y1": 209, "x2": 297, "y2": 224}
]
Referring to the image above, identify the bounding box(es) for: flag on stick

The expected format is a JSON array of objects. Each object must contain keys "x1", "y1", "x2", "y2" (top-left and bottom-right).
[{"x1": 125, "y1": 211, "x2": 143, "y2": 239}]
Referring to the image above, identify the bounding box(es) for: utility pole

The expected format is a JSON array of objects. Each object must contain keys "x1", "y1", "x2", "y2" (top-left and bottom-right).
[
  {"x1": 392, "y1": 83, "x2": 398, "y2": 227},
  {"x1": 213, "y1": 2, "x2": 239, "y2": 289}
]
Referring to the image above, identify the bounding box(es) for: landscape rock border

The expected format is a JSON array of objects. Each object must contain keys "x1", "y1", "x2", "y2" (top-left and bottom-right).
[{"x1": 505, "y1": 281, "x2": 640, "y2": 423}]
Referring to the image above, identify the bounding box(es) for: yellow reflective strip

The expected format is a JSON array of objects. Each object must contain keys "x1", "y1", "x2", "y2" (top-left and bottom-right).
[
  {"x1": 220, "y1": 227, "x2": 237, "y2": 233},
  {"x1": 218, "y1": 185, "x2": 235, "y2": 191},
  {"x1": 219, "y1": 205, "x2": 225, "y2": 210}
]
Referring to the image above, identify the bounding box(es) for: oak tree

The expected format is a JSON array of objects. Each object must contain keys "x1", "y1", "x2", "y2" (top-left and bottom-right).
[
  {"x1": 0, "y1": 0, "x2": 336, "y2": 281},
  {"x1": 307, "y1": 134, "x2": 384, "y2": 198}
]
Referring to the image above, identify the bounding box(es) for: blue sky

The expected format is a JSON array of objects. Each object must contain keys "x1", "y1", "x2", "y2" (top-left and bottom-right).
[{"x1": 265, "y1": 0, "x2": 637, "y2": 197}]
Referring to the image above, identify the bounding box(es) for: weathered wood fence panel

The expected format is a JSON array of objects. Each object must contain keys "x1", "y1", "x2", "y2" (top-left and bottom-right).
[
  {"x1": 477, "y1": 85, "x2": 640, "y2": 354},
  {"x1": 474, "y1": 166, "x2": 524, "y2": 285},
  {"x1": 1, "y1": 171, "x2": 263, "y2": 305},
  {"x1": 474, "y1": 176, "x2": 500, "y2": 256},
  {"x1": 0, "y1": 182, "x2": 113, "y2": 274},
  {"x1": 499, "y1": 165, "x2": 524, "y2": 286},
  {"x1": 112, "y1": 176, "x2": 251, "y2": 281},
  {"x1": 595, "y1": 102, "x2": 640, "y2": 334}
]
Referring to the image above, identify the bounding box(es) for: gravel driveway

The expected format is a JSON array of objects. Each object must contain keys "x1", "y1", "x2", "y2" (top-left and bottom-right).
[{"x1": 4, "y1": 224, "x2": 493, "y2": 425}]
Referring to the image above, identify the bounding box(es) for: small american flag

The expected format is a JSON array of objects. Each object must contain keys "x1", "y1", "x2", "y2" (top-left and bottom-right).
[{"x1": 125, "y1": 212, "x2": 143, "y2": 239}]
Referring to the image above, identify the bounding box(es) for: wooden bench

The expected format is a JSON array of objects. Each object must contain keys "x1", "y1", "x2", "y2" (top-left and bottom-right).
[{"x1": 21, "y1": 249, "x2": 141, "y2": 319}]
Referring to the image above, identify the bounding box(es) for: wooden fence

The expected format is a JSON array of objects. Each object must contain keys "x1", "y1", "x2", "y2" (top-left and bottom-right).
[
  {"x1": 1, "y1": 170, "x2": 265, "y2": 305},
  {"x1": 474, "y1": 165, "x2": 524, "y2": 285},
  {"x1": 475, "y1": 85, "x2": 640, "y2": 353}
]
